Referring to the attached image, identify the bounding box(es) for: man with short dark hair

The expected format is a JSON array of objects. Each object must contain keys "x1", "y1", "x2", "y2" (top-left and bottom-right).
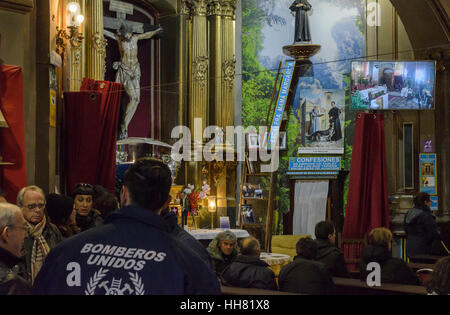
[
  {"x1": 221, "y1": 237, "x2": 277, "y2": 290},
  {"x1": 33, "y1": 159, "x2": 221, "y2": 295},
  {"x1": 0, "y1": 203, "x2": 31, "y2": 294},
  {"x1": 278, "y1": 237, "x2": 335, "y2": 295},
  {"x1": 314, "y1": 221, "x2": 350, "y2": 278}
]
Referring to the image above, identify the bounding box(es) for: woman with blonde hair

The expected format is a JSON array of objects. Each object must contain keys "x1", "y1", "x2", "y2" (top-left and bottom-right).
[{"x1": 360, "y1": 227, "x2": 420, "y2": 285}]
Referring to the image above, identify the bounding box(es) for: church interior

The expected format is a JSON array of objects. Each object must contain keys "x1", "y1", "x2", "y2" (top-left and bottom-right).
[{"x1": 0, "y1": 0, "x2": 449, "y2": 296}]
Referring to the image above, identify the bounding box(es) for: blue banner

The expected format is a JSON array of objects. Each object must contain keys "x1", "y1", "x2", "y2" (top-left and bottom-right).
[
  {"x1": 268, "y1": 61, "x2": 296, "y2": 150},
  {"x1": 289, "y1": 157, "x2": 341, "y2": 171}
]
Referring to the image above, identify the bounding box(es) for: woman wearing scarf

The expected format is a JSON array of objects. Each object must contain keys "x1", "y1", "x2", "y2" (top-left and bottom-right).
[{"x1": 16, "y1": 186, "x2": 63, "y2": 283}]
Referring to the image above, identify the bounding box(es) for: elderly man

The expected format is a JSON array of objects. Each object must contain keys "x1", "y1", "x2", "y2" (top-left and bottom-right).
[
  {"x1": 16, "y1": 186, "x2": 62, "y2": 283},
  {"x1": 0, "y1": 203, "x2": 31, "y2": 294},
  {"x1": 221, "y1": 237, "x2": 278, "y2": 290}
]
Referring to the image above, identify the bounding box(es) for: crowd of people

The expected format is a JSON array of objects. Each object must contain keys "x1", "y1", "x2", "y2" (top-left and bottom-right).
[{"x1": 0, "y1": 161, "x2": 449, "y2": 295}]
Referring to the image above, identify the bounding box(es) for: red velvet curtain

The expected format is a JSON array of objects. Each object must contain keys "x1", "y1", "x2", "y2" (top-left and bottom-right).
[
  {"x1": 64, "y1": 79, "x2": 121, "y2": 195},
  {"x1": 342, "y1": 113, "x2": 390, "y2": 266},
  {"x1": 0, "y1": 65, "x2": 27, "y2": 203}
]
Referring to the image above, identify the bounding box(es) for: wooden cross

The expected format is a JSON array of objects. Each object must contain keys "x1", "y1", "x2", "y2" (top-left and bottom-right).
[{"x1": 103, "y1": 0, "x2": 159, "y2": 34}]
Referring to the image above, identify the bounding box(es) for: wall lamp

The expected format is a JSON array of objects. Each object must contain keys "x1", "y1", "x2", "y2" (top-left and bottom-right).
[{"x1": 56, "y1": 2, "x2": 84, "y2": 55}]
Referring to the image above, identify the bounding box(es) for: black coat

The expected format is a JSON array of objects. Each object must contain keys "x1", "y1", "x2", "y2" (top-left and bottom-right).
[
  {"x1": 404, "y1": 206, "x2": 440, "y2": 257},
  {"x1": 278, "y1": 255, "x2": 335, "y2": 295},
  {"x1": 360, "y1": 245, "x2": 420, "y2": 286},
  {"x1": 0, "y1": 247, "x2": 31, "y2": 295},
  {"x1": 315, "y1": 239, "x2": 350, "y2": 278},
  {"x1": 220, "y1": 254, "x2": 278, "y2": 290},
  {"x1": 163, "y1": 211, "x2": 213, "y2": 270}
]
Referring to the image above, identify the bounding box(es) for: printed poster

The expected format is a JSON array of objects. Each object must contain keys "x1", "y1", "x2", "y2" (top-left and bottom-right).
[
  {"x1": 419, "y1": 153, "x2": 437, "y2": 195},
  {"x1": 296, "y1": 89, "x2": 345, "y2": 154}
]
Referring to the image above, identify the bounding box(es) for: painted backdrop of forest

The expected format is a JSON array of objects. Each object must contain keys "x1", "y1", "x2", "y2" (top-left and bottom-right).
[{"x1": 241, "y1": 0, "x2": 365, "y2": 233}]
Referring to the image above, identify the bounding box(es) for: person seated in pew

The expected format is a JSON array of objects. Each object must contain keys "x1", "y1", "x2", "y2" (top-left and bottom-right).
[
  {"x1": 314, "y1": 221, "x2": 350, "y2": 278},
  {"x1": 404, "y1": 192, "x2": 441, "y2": 258},
  {"x1": 426, "y1": 256, "x2": 450, "y2": 295},
  {"x1": 207, "y1": 230, "x2": 239, "y2": 277},
  {"x1": 278, "y1": 237, "x2": 335, "y2": 295},
  {"x1": 220, "y1": 237, "x2": 277, "y2": 290},
  {"x1": 360, "y1": 227, "x2": 420, "y2": 286}
]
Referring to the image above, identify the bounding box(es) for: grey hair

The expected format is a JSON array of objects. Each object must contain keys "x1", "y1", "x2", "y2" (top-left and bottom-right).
[
  {"x1": 216, "y1": 230, "x2": 237, "y2": 245},
  {"x1": 240, "y1": 236, "x2": 260, "y2": 256},
  {"x1": 0, "y1": 203, "x2": 22, "y2": 232},
  {"x1": 16, "y1": 185, "x2": 45, "y2": 207}
]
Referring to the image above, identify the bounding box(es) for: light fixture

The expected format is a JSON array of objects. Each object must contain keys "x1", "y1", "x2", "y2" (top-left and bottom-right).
[{"x1": 56, "y1": 2, "x2": 84, "y2": 55}]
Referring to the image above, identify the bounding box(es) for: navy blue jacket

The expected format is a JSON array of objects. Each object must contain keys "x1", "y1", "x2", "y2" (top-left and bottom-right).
[
  {"x1": 163, "y1": 211, "x2": 213, "y2": 270},
  {"x1": 32, "y1": 205, "x2": 221, "y2": 295}
]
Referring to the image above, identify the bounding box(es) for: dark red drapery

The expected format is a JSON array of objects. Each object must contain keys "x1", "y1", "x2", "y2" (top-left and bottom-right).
[
  {"x1": 0, "y1": 65, "x2": 27, "y2": 203},
  {"x1": 64, "y1": 79, "x2": 121, "y2": 195},
  {"x1": 343, "y1": 112, "x2": 390, "y2": 239}
]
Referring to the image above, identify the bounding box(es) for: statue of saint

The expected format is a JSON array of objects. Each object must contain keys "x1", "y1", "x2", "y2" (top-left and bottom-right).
[
  {"x1": 104, "y1": 24, "x2": 163, "y2": 139},
  {"x1": 289, "y1": 0, "x2": 312, "y2": 43}
]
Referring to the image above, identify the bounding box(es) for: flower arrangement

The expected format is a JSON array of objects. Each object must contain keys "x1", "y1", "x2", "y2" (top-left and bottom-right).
[{"x1": 183, "y1": 182, "x2": 210, "y2": 216}]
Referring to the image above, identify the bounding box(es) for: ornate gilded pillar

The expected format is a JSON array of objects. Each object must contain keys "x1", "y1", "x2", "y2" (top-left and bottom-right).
[
  {"x1": 85, "y1": 0, "x2": 106, "y2": 80},
  {"x1": 189, "y1": 0, "x2": 209, "y2": 132},
  {"x1": 67, "y1": 0, "x2": 85, "y2": 91},
  {"x1": 179, "y1": 0, "x2": 191, "y2": 127},
  {"x1": 207, "y1": 0, "x2": 222, "y2": 128},
  {"x1": 220, "y1": 0, "x2": 236, "y2": 128}
]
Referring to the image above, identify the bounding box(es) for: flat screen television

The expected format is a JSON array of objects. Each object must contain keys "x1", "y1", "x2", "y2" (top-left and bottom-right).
[{"x1": 350, "y1": 60, "x2": 436, "y2": 110}]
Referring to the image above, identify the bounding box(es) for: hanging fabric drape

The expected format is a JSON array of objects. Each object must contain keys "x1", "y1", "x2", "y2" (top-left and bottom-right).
[
  {"x1": 64, "y1": 79, "x2": 122, "y2": 195},
  {"x1": 293, "y1": 180, "x2": 329, "y2": 236},
  {"x1": 80, "y1": 78, "x2": 122, "y2": 194},
  {"x1": 0, "y1": 65, "x2": 27, "y2": 203},
  {"x1": 342, "y1": 113, "x2": 389, "y2": 266}
]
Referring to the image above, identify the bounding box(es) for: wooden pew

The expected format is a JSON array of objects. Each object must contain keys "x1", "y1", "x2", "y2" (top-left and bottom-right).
[
  {"x1": 333, "y1": 277, "x2": 427, "y2": 295},
  {"x1": 221, "y1": 285, "x2": 302, "y2": 295},
  {"x1": 408, "y1": 255, "x2": 443, "y2": 264}
]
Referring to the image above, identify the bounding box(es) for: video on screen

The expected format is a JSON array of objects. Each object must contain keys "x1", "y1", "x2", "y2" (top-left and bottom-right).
[{"x1": 350, "y1": 61, "x2": 436, "y2": 110}]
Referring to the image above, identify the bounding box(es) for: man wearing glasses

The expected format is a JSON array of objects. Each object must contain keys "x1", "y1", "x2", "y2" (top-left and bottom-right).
[
  {"x1": 16, "y1": 186, "x2": 63, "y2": 283},
  {"x1": 0, "y1": 202, "x2": 31, "y2": 294}
]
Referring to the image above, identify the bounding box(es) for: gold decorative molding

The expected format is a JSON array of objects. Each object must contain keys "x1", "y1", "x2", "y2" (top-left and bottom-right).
[
  {"x1": 193, "y1": 55, "x2": 209, "y2": 89},
  {"x1": 191, "y1": 0, "x2": 207, "y2": 16},
  {"x1": 219, "y1": 0, "x2": 235, "y2": 18},
  {"x1": 222, "y1": 56, "x2": 236, "y2": 91},
  {"x1": 92, "y1": 32, "x2": 107, "y2": 56},
  {"x1": 0, "y1": 0, "x2": 34, "y2": 13},
  {"x1": 207, "y1": 0, "x2": 221, "y2": 16},
  {"x1": 180, "y1": 0, "x2": 191, "y2": 15}
]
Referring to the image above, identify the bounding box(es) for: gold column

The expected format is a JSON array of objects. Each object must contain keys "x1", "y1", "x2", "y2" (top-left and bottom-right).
[
  {"x1": 207, "y1": 0, "x2": 222, "y2": 127},
  {"x1": 220, "y1": 0, "x2": 236, "y2": 128},
  {"x1": 67, "y1": 0, "x2": 85, "y2": 91},
  {"x1": 179, "y1": 0, "x2": 191, "y2": 127},
  {"x1": 86, "y1": 0, "x2": 106, "y2": 80},
  {"x1": 189, "y1": 0, "x2": 209, "y2": 132}
]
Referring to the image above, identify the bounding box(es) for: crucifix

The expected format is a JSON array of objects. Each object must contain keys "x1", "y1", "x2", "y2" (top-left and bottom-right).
[{"x1": 103, "y1": 0, "x2": 163, "y2": 139}]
